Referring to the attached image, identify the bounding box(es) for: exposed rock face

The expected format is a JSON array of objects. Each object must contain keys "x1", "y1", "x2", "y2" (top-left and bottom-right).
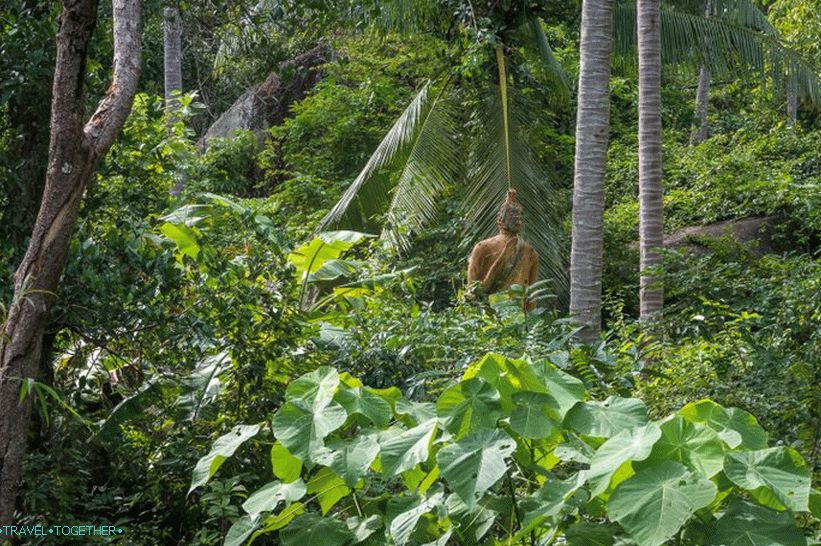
[
  {"x1": 199, "y1": 45, "x2": 328, "y2": 149},
  {"x1": 664, "y1": 215, "x2": 784, "y2": 255}
]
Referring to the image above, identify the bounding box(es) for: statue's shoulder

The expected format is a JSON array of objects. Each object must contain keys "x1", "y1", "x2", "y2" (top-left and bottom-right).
[{"x1": 522, "y1": 240, "x2": 539, "y2": 258}]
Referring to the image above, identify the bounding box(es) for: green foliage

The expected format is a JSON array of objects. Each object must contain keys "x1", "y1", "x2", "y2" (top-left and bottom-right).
[{"x1": 208, "y1": 353, "x2": 815, "y2": 545}]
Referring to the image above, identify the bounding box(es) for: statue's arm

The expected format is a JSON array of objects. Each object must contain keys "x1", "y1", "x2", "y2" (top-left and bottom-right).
[{"x1": 525, "y1": 249, "x2": 539, "y2": 311}]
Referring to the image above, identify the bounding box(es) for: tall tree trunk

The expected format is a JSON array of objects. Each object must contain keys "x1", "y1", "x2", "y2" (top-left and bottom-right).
[
  {"x1": 690, "y1": 0, "x2": 712, "y2": 145},
  {"x1": 0, "y1": 0, "x2": 142, "y2": 525},
  {"x1": 638, "y1": 0, "x2": 664, "y2": 320},
  {"x1": 569, "y1": 0, "x2": 615, "y2": 343},
  {"x1": 163, "y1": 5, "x2": 184, "y2": 195},
  {"x1": 163, "y1": 5, "x2": 182, "y2": 109},
  {"x1": 787, "y1": 73, "x2": 798, "y2": 127}
]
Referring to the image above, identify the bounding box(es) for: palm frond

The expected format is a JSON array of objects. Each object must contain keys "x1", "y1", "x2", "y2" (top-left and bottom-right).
[
  {"x1": 383, "y1": 91, "x2": 462, "y2": 252},
  {"x1": 362, "y1": 0, "x2": 446, "y2": 34},
  {"x1": 318, "y1": 81, "x2": 436, "y2": 232},
  {"x1": 459, "y1": 84, "x2": 567, "y2": 296},
  {"x1": 668, "y1": 0, "x2": 776, "y2": 34},
  {"x1": 614, "y1": 3, "x2": 821, "y2": 104},
  {"x1": 525, "y1": 15, "x2": 572, "y2": 103}
]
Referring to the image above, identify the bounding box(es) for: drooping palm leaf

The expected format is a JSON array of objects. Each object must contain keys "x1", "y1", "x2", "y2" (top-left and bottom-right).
[
  {"x1": 459, "y1": 83, "x2": 566, "y2": 295},
  {"x1": 614, "y1": 3, "x2": 821, "y2": 103},
  {"x1": 318, "y1": 81, "x2": 436, "y2": 232},
  {"x1": 383, "y1": 90, "x2": 462, "y2": 252},
  {"x1": 525, "y1": 15, "x2": 573, "y2": 103}
]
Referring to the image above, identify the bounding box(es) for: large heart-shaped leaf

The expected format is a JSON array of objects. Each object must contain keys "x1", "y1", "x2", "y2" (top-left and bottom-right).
[
  {"x1": 389, "y1": 492, "x2": 445, "y2": 546},
  {"x1": 678, "y1": 399, "x2": 768, "y2": 449},
  {"x1": 279, "y1": 512, "x2": 353, "y2": 546},
  {"x1": 335, "y1": 386, "x2": 393, "y2": 427},
  {"x1": 273, "y1": 401, "x2": 347, "y2": 465},
  {"x1": 724, "y1": 447, "x2": 811, "y2": 511},
  {"x1": 242, "y1": 479, "x2": 307, "y2": 517},
  {"x1": 380, "y1": 419, "x2": 437, "y2": 477},
  {"x1": 708, "y1": 499, "x2": 807, "y2": 545},
  {"x1": 637, "y1": 416, "x2": 724, "y2": 478},
  {"x1": 315, "y1": 434, "x2": 380, "y2": 487},
  {"x1": 608, "y1": 461, "x2": 717, "y2": 546},
  {"x1": 436, "y1": 429, "x2": 517, "y2": 508},
  {"x1": 189, "y1": 424, "x2": 260, "y2": 493},
  {"x1": 285, "y1": 366, "x2": 341, "y2": 412},
  {"x1": 510, "y1": 391, "x2": 561, "y2": 439},
  {"x1": 306, "y1": 467, "x2": 351, "y2": 514},
  {"x1": 271, "y1": 442, "x2": 302, "y2": 483},
  {"x1": 565, "y1": 396, "x2": 649, "y2": 439},
  {"x1": 588, "y1": 423, "x2": 661, "y2": 496},
  {"x1": 436, "y1": 377, "x2": 501, "y2": 437},
  {"x1": 530, "y1": 359, "x2": 587, "y2": 417}
]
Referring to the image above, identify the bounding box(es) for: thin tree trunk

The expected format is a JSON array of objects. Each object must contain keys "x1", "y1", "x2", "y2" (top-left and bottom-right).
[
  {"x1": 638, "y1": 0, "x2": 664, "y2": 320},
  {"x1": 0, "y1": 0, "x2": 142, "y2": 525},
  {"x1": 163, "y1": 6, "x2": 182, "y2": 114},
  {"x1": 690, "y1": 0, "x2": 712, "y2": 145},
  {"x1": 787, "y1": 73, "x2": 798, "y2": 127},
  {"x1": 569, "y1": 0, "x2": 615, "y2": 343}
]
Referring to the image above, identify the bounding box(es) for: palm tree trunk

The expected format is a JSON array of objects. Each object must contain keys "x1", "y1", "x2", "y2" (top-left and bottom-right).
[
  {"x1": 569, "y1": 0, "x2": 615, "y2": 343},
  {"x1": 690, "y1": 0, "x2": 712, "y2": 145},
  {"x1": 0, "y1": 0, "x2": 142, "y2": 525},
  {"x1": 638, "y1": 0, "x2": 664, "y2": 320},
  {"x1": 163, "y1": 6, "x2": 182, "y2": 112},
  {"x1": 787, "y1": 73, "x2": 798, "y2": 127}
]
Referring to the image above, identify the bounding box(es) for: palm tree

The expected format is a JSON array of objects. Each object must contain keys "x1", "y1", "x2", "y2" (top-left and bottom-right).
[
  {"x1": 569, "y1": 0, "x2": 615, "y2": 342},
  {"x1": 637, "y1": 0, "x2": 664, "y2": 320},
  {"x1": 318, "y1": 6, "x2": 573, "y2": 295}
]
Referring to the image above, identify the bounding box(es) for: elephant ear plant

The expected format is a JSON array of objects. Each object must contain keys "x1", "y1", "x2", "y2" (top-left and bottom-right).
[{"x1": 190, "y1": 353, "x2": 819, "y2": 546}]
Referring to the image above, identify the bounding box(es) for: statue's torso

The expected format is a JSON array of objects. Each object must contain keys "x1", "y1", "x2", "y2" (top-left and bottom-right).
[{"x1": 470, "y1": 234, "x2": 538, "y2": 292}]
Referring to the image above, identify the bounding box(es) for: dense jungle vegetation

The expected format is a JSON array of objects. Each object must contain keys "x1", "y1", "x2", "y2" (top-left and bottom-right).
[{"x1": 1, "y1": 0, "x2": 819, "y2": 544}]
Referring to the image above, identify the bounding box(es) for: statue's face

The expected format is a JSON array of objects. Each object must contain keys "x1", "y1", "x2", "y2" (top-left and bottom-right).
[{"x1": 498, "y1": 205, "x2": 523, "y2": 234}]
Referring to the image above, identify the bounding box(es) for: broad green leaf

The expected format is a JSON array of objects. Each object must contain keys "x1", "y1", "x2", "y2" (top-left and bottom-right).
[
  {"x1": 565, "y1": 396, "x2": 649, "y2": 438},
  {"x1": 189, "y1": 424, "x2": 260, "y2": 493},
  {"x1": 509, "y1": 391, "x2": 561, "y2": 439},
  {"x1": 380, "y1": 419, "x2": 437, "y2": 477},
  {"x1": 161, "y1": 222, "x2": 200, "y2": 260},
  {"x1": 608, "y1": 461, "x2": 717, "y2": 546},
  {"x1": 272, "y1": 401, "x2": 347, "y2": 465},
  {"x1": 709, "y1": 499, "x2": 807, "y2": 545},
  {"x1": 436, "y1": 377, "x2": 501, "y2": 437},
  {"x1": 588, "y1": 423, "x2": 661, "y2": 496},
  {"x1": 565, "y1": 522, "x2": 617, "y2": 546},
  {"x1": 223, "y1": 514, "x2": 260, "y2": 546},
  {"x1": 279, "y1": 512, "x2": 353, "y2": 546},
  {"x1": 288, "y1": 231, "x2": 369, "y2": 280},
  {"x1": 306, "y1": 467, "x2": 351, "y2": 514},
  {"x1": 335, "y1": 387, "x2": 393, "y2": 427},
  {"x1": 444, "y1": 493, "x2": 497, "y2": 541},
  {"x1": 285, "y1": 366, "x2": 340, "y2": 412},
  {"x1": 810, "y1": 488, "x2": 821, "y2": 519},
  {"x1": 389, "y1": 492, "x2": 444, "y2": 546},
  {"x1": 638, "y1": 416, "x2": 724, "y2": 478},
  {"x1": 395, "y1": 399, "x2": 437, "y2": 425},
  {"x1": 260, "y1": 502, "x2": 304, "y2": 532},
  {"x1": 678, "y1": 399, "x2": 768, "y2": 449},
  {"x1": 530, "y1": 359, "x2": 587, "y2": 416},
  {"x1": 242, "y1": 479, "x2": 306, "y2": 517},
  {"x1": 271, "y1": 443, "x2": 302, "y2": 483},
  {"x1": 315, "y1": 434, "x2": 380, "y2": 487},
  {"x1": 436, "y1": 429, "x2": 517, "y2": 508},
  {"x1": 521, "y1": 473, "x2": 585, "y2": 533},
  {"x1": 724, "y1": 447, "x2": 810, "y2": 511},
  {"x1": 462, "y1": 354, "x2": 546, "y2": 411},
  {"x1": 346, "y1": 514, "x2": 383, "y2": 543}
]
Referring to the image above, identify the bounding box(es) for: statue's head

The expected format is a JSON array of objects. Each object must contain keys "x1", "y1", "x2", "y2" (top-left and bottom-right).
[{"x1": 497, "y1": 188, "x2": 523, "y2": 235}]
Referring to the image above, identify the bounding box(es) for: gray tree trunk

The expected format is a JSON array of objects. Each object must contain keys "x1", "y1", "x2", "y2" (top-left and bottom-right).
[
  {"x1": 163, "y1": 6, "x2": 182, "y2": 113},
  {"x1": 0, "y1": 0, "x2": 142, "y2": 525},
  {"x1": 569, "y1": 0, "x2": 615, "y2": 343},
  {"x1": 787, "y1": 73, "x2": 798, "y2": 127},
  {"x1": 638, "y1": 0, "x2": 664, "y2": 320},
  {"x1": 690, "y1": 0, "x2": 712, "y2": 145}
]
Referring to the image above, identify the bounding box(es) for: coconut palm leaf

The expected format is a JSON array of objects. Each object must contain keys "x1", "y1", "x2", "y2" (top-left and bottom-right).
[
  {"x1": 459, "y1": 80, "x2": 566, "y2": 294},
  {"x1": 318, "y1": 80, "x2": 438, "y2": 232},
  {"x1": 671, "y1": 0, "x2": 776, "y2": 34},
  {"x1": 525, "y1": 14, "x2": 572, "y2": 103},
  {"x1": 383, "y1": 90, "x2": 462, "y2": 252},
  {"x1": 614, "y1": 3, "x2": 821, "y2": 103}
]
